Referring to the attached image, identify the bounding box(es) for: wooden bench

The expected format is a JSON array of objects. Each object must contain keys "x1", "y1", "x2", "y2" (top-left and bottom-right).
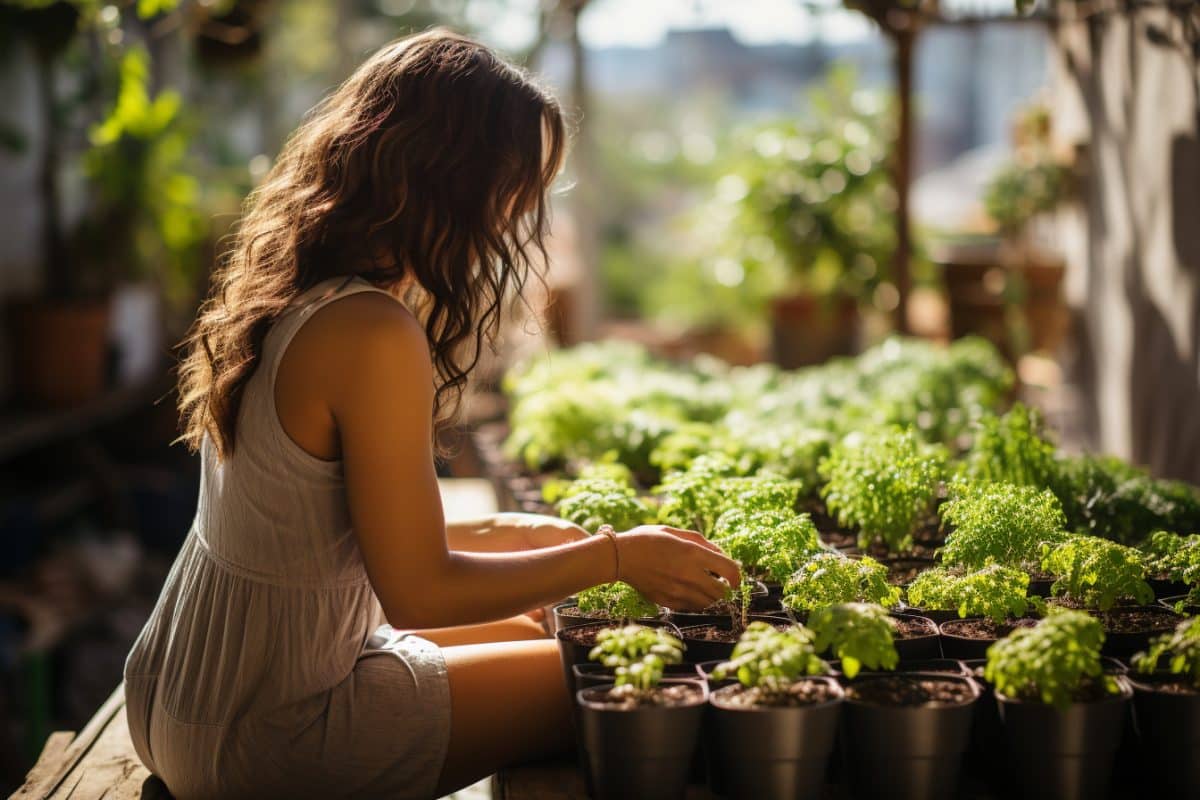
[{"x1": 11, "y1": 479, "x2": 498, "y2": 800}]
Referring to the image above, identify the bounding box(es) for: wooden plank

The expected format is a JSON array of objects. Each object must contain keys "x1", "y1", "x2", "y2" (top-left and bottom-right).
[
  {"x1": 18, "y1": 732, "x2": 75, "y2": 796},
  {"x1": 12, "y1": 684, "x2": 126, "y2": 800},
  {"x1": 494, "y1": 762, "x2": 717, "y2": 800},
  {"x1": 46, "y1": 706, "x2": 153, "y2": 800},
  {"x1": 439, "y1": 478, "x2": 498, "y2": 522}
]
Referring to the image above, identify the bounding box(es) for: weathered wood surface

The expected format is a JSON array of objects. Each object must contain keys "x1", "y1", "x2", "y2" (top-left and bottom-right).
[
  {"x1": 11, "y1": 479, "x2": 498, "y2": 800},
  {"x1": 493, "y1": 761, "x2": 720, "y2": 799}
]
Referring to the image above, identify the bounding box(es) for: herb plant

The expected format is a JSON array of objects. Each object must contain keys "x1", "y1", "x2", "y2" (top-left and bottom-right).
[
  {"x1": 905, "y1": 562, "x2": 1038, "y2": 624},
  {"x1": 959, "y1": 403, "x2": 1059, "y2": 488},
  {"x1": 1039, "y1": 535, "x2": 1153, "y2": 610},
  {"x1": 711, "y1": 509, "x2": 823, "y2": 584},
  {"x1": 984, "y1": 609, "x2": 1118, "y2": 709},
  {"x1": 588, "y1": 624, "x2": 685, "y2": 691},
  {"x1": 782, "y1": 552, "x2": 901, "y2": 612},
  {"x1": 712, "y1": 622, "x2": 828, "y2": 699},
  {"x1": 939, "y1": 481, "x2": 1070, "y2": 570},
  {"x1": 806, "y1": 603, "x2": 899, "y2": 679},
  {"x1": 654, "y1": 456, "x2": 801, "y2": 536},
  {"x1": 819, "y1": 427, "x2": 945, "y2": 553},
  {"x1": 577, "y1": 582, "x2": 660, "y2": 621},
  {"x1": 547, "y1": 478, "x2": 653, "y2": 534},
  {"x1": 1132, "y1": 617, "x2": 1200, "y2": 688},
  {"x1": 1140, "y1": 531, "x2": 1200, "y2": 585}
]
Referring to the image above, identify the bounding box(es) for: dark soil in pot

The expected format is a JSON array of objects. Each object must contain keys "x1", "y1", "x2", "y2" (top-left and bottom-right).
[
  {"x1": 839, "y1": 673, "x2": 978, "y2": 800},
  {"x1": 938, "y1": 617, "x2": 1038, "y2": 659},
  {"x1": 896, "y1": 658, "x2": 970, "y2": 676},
  {"x1": 995, "y1": 678, "x2": 1131, "y2": 800},
  {"x1": 818, "y1": 529, "x2": 858, "y2": 551},
  {"x1": 706, "y1": 677, "x2": 843, "y2": 800},
  {"x1": 1026, "y1": 571, "x2": 1055, "y2": 597},
  {"x1": 890, "y1": 613, "x2": 942, "y2": 660},
  {"x1": 1158, "y1": 594, "x2": 1200, "y2": 615},
  {"x1": 552, "y1": 601, "x2": 662, "y2": 633},
  {"x1": 679, "y1": 615, "x2": 791, "y2": 663},
  {"x1": 669, "y1": 584, "x2": 777, "y2": 627},
  {"x1": 882, "y1": 557, "x2": 937, "y2": 587},
  {"x1": 1128, "y1": 673, "x2": 1200, "y2": 797},
  {"x1": 577, "y1": 682, "x2": 707, "y2": 800},
  {"x1": 1093, "y1": 605, "x2": 1182, "y2": 658}
]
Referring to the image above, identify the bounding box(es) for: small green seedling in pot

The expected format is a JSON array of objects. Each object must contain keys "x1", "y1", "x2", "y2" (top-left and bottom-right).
[
  {"x1": 905, "y1": 562, "x2": 1041, "y2": 624},
  {"x1": 548, "y1": 477, "x2": 654, "y2": 534},
  {"x1": 577, "y1": 581, "x2": 660, "y2": 622},
  {"x1": 819, "y1": 426, "x2": 945, "y2": 553},
  {"x1": 958, "y1": 403, "x2": 1059, "y2": 488},
  {"x1": 1039, "y1": 535, "x2": 1153, "y2": 611},
  {"x1": 711, "y1": 508, "x2": 823, "y2": 584},
  {"x1": 939, "y1": 481, "x2": 1070, "y2": 570},
  {"x1": 806, "y1": 602, "x2": 899, "y2": 679},
  {"x1": 712, "y1": 622, "x2": 829, "y2": 702},
  {"x1": 782, "y1": 552, "x2": 901, "y2": 612},
  {"x1": 984, "y1": 608, "x2": 1118, "y2": 709},
  {"x1": 588, "y1": 624, "x2": 685, "y2": 692},
  {"x1": 1141, "y1": 530, "x2": 1200, "y2": 592},
  {"x1": 1132, "y1": 617, "x2": 1200, "y2": 687}
]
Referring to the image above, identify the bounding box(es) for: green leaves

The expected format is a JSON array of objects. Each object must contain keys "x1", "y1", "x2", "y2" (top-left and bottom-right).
[
  {"x1": 806, "y1": 603, "x2": 899, "y2": 679},
  {"x1": 984, "y1": 609, "x2": 1117, "y2": 709},
  {"x1": 711, "y1": 508, "x2": 823, "y2": 584},
  {"x1": 959, "y1": 404, "x2": 1059, "y2": 488},
  {"x1": 940, "y1": 481, "x2": 1069, "y2": 570},
  {"x1": 782, "y1": 552, "x2": 901, "y2": 612},
  {"x1": 1133, "y1": 617, "x2": 1200, "y2": 688},
  {"x1": 905, "y1": 562, "x2": 1034, "y2": 624},
  {"x1": 819, "y1": 426, "x2": 945, "y2": 553},
  {"x1": 588, "y1": 625, "x2": 685, "y2": 691},
  {"x1": 1141, "y1": 531, "x2": 1200, "y2": 585},
  {"x1": 1039, "y1": 536, "x2": 1153, "y2": 611},
  {"x1": 713, "y1": 622, "x2": 827, "y2": 692},
  {"x1": 547, "y1": 477, "x2": 653, "y2": 534},
  {"x1": 577, "y1": 582, "x2": 660, "y2": 622}
]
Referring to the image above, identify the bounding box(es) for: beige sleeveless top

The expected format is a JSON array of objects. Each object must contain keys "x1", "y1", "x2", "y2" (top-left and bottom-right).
[{"x1": 123, "y1": 275, "x2": 451, "y2": 799}]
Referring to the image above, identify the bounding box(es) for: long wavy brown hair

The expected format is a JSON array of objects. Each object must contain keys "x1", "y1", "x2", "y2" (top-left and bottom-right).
[{"x1": 177, "y1": 29, "x2": 566, "y2": 459}]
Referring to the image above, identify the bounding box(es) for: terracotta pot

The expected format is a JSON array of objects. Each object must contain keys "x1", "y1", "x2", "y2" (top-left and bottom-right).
[
  {"x1": 769, "y1": 292, "x2": 859, "y2": 369},
  {"x1": 7, "y1": 296, "x2": 111, "y2": 407}
]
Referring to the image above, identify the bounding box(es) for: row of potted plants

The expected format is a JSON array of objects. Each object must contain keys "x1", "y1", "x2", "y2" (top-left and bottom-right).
[{"x1": 566, "y1": 605, "x2": 1200, "y2": 800}]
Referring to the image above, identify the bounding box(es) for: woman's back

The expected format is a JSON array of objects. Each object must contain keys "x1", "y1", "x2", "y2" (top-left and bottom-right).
[{"x1": 123, "y1": 275, "x2": 451, "y2": 799}]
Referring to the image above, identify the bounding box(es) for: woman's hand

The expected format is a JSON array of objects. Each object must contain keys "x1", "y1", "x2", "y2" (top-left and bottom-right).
[{"x1": 615, "y1": 525, "x2": 742, "y2": 612}]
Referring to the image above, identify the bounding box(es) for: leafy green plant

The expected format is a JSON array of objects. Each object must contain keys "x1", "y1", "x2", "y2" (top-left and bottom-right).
[
  {"x1": 905, "y1": 562, "x2": 1039, "y2": 624},
  {"x1": 819, "y1": 427, "x2": 945, "y2": 553},
  {"x1": 711, "y1": 509, "x2": 823, "y2": 583},
  {"x1": 712, "y1": 622, "x2": 828, "y2": 698},
  {"x1": 1039, "y1": 535, "x2": 1153, "y2": 611},
  {"x1": 1140, "y1": 531, "x2": 1200, "y2": 585},
  {"x1": 654, "y1": 456, "x2": 801, "y2": 536},
  {"x1": 1132, "y1": 617, "x2": 1200, "y2": 687},
  {"x1": 588, "y1": 625, "x2": 685, "y2": 691},
  {"x1": 940, "y1": 481, "x2": 1070, "y2": 570},
  {"x1": 782, "y1": 552, "x2": 901, "y2": 612},
  {"x1": 547, "y1": 478, "x2": 653, "y2": 534},
  {"x1": 984, "y1": 609, "x2": 1118, "y2": 709},
  {"x1": 806, "y1": 603, "x2": 899, "y2": 679},
  {"x1": 958, "y1": 404, "x2": 1059, "y2": 489},
  {"x1": 577, "y1": 582, "x2": 660, "y2": 621}
]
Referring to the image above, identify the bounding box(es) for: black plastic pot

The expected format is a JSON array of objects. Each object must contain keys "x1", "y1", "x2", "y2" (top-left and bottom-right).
[
  {"x1": 896, "y1": 603, "x2": 961, "y2": 624},
  {"x1": 1148, "y1": 576, "x2": 1189, "y2": 599},
  {"x1": 678, "y1": 614, "x2": 792, "y2": 663},
  {"x1": 1129, "y1": 673, "x2": 1200, "y2": 797},
  {"x1": 1095, "y1": 605, "x2": 1183, "y2": 659},
  {"x1": 556, "y1": 621, "x2": 680, "y2": 700},
  {"x1": 896, "y1": 658, "x2": 971, "y2": 676},
  {"x1": 577, "y1": 681, "x2": 708, "y2": 800},
  {"x1": 551, "y1": 601, "x2": 662, "y2": 634},
  {"x1": 1027, "y1": 574, "x2": 1054, "y2": 598},
  {"x1": 706, "y1": 677, "x2": 843, "y2": 800},
  {"x1": 995, "y1": 677, "x2": 1132, "y2": 800},
  {"x1": 839, "y1": 672, "x2": 979, "y2": 800},
  {"x1": 890, "y1": 612, "x2": 942, "y2": 660},
  {"x1": 937, "y1": 617, "x2": 1040, "y2": 660}
]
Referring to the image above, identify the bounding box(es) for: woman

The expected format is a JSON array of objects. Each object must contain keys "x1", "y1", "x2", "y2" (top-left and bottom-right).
[{"x1": 124, "y1": 29, "x2": 739, "y2": 800}]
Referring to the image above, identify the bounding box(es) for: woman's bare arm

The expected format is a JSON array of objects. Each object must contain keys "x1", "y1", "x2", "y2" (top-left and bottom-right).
[
  {"x1": 320, "y1": 295, "x2": 740, "y2": 629},
  {"x1": 446, "y1": 513, "x2": 588, "y2": 553}
]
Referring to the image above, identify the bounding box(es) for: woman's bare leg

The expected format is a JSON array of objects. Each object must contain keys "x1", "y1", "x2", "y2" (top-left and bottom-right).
[
  {"x1": 434, "y1": 639, "x2": 572, "y2": 796},
  {"x1": 414, "y1": 614, "x2": 548, "y2": 648}
]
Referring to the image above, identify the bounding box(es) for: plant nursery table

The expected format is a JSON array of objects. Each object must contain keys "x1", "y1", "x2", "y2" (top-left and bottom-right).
[{"x1": 9, "y1": 479, "x2": 498, "y2": 800}]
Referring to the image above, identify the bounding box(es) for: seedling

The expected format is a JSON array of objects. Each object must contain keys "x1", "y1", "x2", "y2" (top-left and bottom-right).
[
  {"x1": 1132, "y1": 617, "x2": 1200, "y2": 687},
  {"x1": 588, "y1": 624, "x2": 685, "y2": 692},
  {"x1": 959, "y1": 403, "x2": 1059, "y2": 488},
  {"x1": 905, "y1": 562, "x2": 1039, "y2": 624},
  {"x1": 1039, "y1": 535, "x2": 1153, "y2": 611},
  {"x1": 984, "y1": 608, "x2": 1118, "y2": 709},
  {"x1": 655, "y1": 456, "x2": 801, "y2": 536},
  {"x1": 712, "y1": 622, "x2": 828, "y2": 699},
  {"x1": 1141, "y1": 531, "x2": 1200, "y2": 585},
  {"x1": 577, "y1": 581, "x2": 660, "y2": 622},
  {"x1": 939, "y1": 481, "x2": 1070, "y2": 570},
  {"x1": 806, "y1": 603, "x2": 899, "y2": 679},
  {"x1": 819, "y1": 427, "x2": 945, "y2": 553},
  {"x1": 711, "y1": 508, "x2": 823, "y2": 584},
  {"x1": 782, "y1": 552, "x2": 901, "y2": 612},
  {"x1": 546, "y1": 477, "x2": 654, "y2": 534}
]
